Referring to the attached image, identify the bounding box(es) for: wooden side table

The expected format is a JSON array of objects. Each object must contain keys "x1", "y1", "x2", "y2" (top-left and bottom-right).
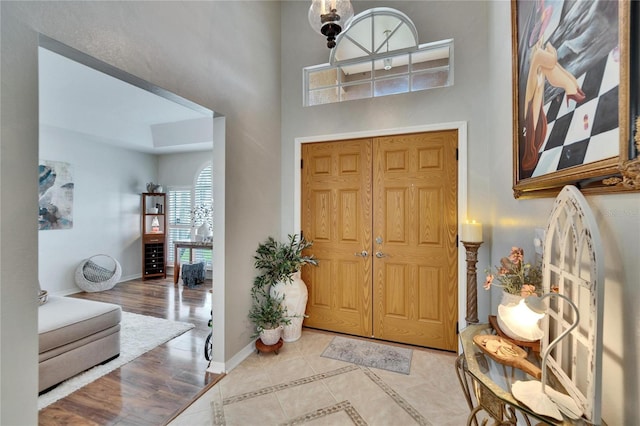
[{"x1": 173, "y1": 241, "x2": 213, "y2": 284}]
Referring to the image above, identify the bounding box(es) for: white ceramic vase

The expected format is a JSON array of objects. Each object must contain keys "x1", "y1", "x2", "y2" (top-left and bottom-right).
[
  {"x1": 259, "y1": 326, "x2": 282, "y2": 345},
  {"x1": 197, "y1": 223, "x2": 209, "y2": 241},
  {"x1": 500, "y1": 291, "x2": 523, "y2": 306},
  {"x1": 270, "y1": 271, "x2": 308, "y2": 342}
]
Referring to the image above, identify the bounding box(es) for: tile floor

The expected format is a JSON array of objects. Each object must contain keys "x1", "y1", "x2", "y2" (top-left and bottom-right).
[{"x1": 168, "y1": 329, "x2": 469, "y2": 425}]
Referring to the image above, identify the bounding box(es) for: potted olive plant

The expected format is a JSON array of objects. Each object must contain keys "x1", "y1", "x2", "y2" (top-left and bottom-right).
[
  {"x1": 248, "y1": 287, "x2": 289, "y2": 345},
  {"x1": 250, "y1": 234, "x2": 318, "y2": 342}
]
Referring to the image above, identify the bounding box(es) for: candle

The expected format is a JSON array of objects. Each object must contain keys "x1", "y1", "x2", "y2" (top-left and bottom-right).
[{"x1": 462, "y1": 220, "x2": 483, "y2": 242}]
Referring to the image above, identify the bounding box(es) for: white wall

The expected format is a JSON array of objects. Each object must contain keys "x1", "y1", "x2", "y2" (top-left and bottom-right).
[
  {"x1": 39, "y1": 126, "x2": 156, "y2": 295},
  {"x1": 487, "y1": 2, "x2": 639, "y2": 424},
  {"x1": 1, "y1": 2, "x2": 281, "y2": 422},
  {"x1": 158, "y1": 150, "x2": 212, "y2": 188}
]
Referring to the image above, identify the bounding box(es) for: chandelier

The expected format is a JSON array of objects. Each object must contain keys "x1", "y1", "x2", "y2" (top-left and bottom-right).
[{"x1": 308, "y1": 0, "x2": 354, "y2": 48}]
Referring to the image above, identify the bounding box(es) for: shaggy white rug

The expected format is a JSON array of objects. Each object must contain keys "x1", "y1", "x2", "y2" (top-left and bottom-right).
[{"x1": 38, "y1": 311, "x2": 194, "y2": 410}]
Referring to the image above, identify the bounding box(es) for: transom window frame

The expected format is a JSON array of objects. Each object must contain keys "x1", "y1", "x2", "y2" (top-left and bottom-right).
[{"x1": 303, "y1": 38, "x2": 454, "y2": 106}]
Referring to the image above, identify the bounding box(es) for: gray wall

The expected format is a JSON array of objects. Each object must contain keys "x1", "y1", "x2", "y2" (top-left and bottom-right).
[
  {"x1": 281, "y1": 0, "x2": 492, "y2": 235},
  {"x1": 281, "y1": 1, "x2": 639, "y2": 423},
  {"x1": 0, "y1": 8, "x2": 40, "y2": 426},
  {"x1": 279, "y1": 0, "x2": 493, "y2": 331},
  {"x1": 1, "y1": 1, "x2": 281, "y2": 422}
]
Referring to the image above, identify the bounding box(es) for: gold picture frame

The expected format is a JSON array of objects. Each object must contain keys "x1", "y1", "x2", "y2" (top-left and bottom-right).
[
  {"x1": 511, "y1": 0, "x2": 638, "y2": 198},
  {"x1": 619, "y1": 1, "x2": 640, "y2": 190}
]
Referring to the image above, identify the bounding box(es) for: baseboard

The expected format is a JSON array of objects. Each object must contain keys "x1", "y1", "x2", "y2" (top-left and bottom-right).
[
  {"x1": 206, "y1": 361, "x2": 226, "y2": 374},
  {"x1": 206, "y1": 339, "x2": 257, "y2": 374},
  {"x1": 51, "y1": 288, "x2": 82, "y2": 296},
  {"x1": 120, "y1": 273, "x2": 141, "y2": 282},
  {"x1": 50, "y1": 273, "x2": 142, "y2": 297}
]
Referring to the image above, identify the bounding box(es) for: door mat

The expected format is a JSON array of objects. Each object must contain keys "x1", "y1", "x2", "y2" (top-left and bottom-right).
[{"x1": 321, "y1": 336, "x2": 412, "y2": 375}]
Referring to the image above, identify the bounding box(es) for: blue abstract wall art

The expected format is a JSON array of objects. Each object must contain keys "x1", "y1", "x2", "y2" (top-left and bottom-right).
[{"x1": 39, "y1": 160, "x2": 74, "y2": 230}]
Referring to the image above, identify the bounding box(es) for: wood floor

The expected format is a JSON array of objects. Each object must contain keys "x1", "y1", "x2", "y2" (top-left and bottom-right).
[{"x1": 38, "y1": 277, "x2": 221, "y2": 426}]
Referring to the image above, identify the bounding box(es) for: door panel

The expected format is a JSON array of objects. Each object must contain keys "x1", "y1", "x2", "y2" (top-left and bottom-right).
[
  {"x1": 301, "y1": 131, "x2": 458, "y2": 351},
  {"x1": 372, "y1": 131, "x2": 458, "y2": 350},
  {"x1": 302, "y1": 140, "x2": 373, "y2": 336}
]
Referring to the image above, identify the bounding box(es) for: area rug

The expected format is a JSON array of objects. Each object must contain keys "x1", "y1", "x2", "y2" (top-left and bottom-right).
[
  {"x1": 38, "y1": 311, "x2": 194, "y2": 410},
  {"x1": 321, "y1": 336, "x2": 412, "y2": 374}
]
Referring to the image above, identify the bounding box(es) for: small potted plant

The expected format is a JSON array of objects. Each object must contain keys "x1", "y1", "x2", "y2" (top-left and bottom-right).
[
  {"x1": 190, "y1": 204, "x2": 212, "y2": 241},
  {"x1": 251, "y1": 234, "x2": 318, "y2": 342},
  {"x1": 484, "y1": 246, "x2": 544, "y2": 341},
  {"x1": 483, "y1": 246, "x2": 542, "y2": 300},
  {"x1": 248, "y1": 288, "x2": 289, "y2": 345}
]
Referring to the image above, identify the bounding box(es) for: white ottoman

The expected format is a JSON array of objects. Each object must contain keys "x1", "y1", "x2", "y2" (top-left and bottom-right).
[{"x1": 38, "y1": 296, "x2": 121, "y2": 393}]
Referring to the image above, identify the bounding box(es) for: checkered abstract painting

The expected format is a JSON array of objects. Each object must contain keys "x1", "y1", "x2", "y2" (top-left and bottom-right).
[{"x1": 532, "y1": 48, "x2": 620, "y2": 178}]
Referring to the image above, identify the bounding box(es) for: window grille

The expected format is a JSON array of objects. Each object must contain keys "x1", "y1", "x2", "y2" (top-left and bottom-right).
[{"x1": 303, "y1": 39, "x2": 453, "y2": 106}]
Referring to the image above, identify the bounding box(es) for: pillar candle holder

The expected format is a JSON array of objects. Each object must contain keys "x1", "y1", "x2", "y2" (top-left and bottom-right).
[{"x1": 462, "y1": 241, "x2": 482, "y2": 324}]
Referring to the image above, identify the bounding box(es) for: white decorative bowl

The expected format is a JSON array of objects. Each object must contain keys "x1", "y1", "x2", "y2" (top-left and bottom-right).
[
  {"x1": 38, "y1": 290, "x2": 48, "y2": 306},
  {"x1": 497, "y1": 303, "x2": 544, "y2": 342}
]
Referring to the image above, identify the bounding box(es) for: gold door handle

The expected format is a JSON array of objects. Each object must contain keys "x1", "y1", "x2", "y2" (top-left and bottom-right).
[{"x1": 354, "y1": 250, "x2": 369, "y2": 258}]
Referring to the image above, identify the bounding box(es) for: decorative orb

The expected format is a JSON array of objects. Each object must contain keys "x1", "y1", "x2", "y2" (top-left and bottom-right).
[{"x1": 497, "y1": 299, "x2": 545, "y2": 342}]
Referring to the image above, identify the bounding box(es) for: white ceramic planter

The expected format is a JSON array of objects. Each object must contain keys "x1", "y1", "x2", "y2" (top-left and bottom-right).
[
  {"x1": 500, "y1": 291, "x2": 523, "y2": 306},
  {"x1": 270, "y1": 271, "x2": 308, "y2": 342},
  {"x1": 259, "y1": 326, "x2": 282, "y2": 345}
]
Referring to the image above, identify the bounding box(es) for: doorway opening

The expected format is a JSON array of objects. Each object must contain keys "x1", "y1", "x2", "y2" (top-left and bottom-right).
[
  {"x1": 38, "y1": 34, "x2": 227, "y2": 368},
  {"x1": 294, "y1": 123, "x2": 468, "y2": 351}
]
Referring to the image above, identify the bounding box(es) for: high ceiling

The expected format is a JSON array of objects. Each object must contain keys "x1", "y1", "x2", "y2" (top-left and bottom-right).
[{"x1": 39, "y1": 47, "x2": 213, "y2": 154}]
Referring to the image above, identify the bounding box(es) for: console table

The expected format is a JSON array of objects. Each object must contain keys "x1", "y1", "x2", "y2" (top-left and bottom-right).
[
  {"x1": 456, "y1": 323, "x2": 596, "y2": 426},
  {"x1": 173, "y1": 241, "x2": 213, "y2": 284}
]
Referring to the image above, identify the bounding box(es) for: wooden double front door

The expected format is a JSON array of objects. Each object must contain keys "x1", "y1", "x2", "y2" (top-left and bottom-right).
[{"x1": 301, "y1": 130, "x2": 458, "y2": 351}]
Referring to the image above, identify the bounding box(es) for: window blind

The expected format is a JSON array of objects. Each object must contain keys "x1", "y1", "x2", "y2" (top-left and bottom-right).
[
  {"x1": 166, "y1": 165, "x2": 213, "y2": 266},
  {"x1": 194, "y1": 165, "x2": 212, "y2": 222},
  {"x1": 168, "y1": 190, "x2": 191, "y2": 226}
]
